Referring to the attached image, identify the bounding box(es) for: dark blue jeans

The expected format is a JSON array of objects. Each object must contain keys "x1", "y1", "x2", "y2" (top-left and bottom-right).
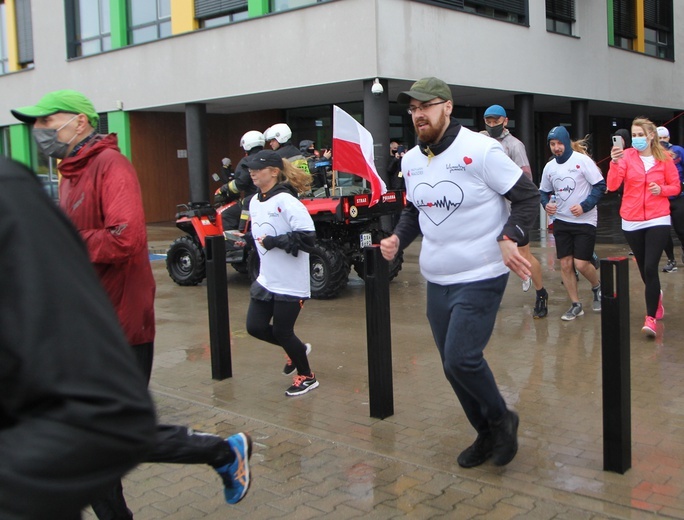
[{"x1": 426, "y1": 274, "x2": 509, "y2": 436}]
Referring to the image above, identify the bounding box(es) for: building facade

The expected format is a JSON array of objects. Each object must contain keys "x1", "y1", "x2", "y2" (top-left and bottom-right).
[{"x1": 0, "y1": 0, "x2": 682, "y2": 222}]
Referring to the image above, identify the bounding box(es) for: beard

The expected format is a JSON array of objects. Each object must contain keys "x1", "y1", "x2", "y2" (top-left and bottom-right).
[{"x1": 414, "y1": 110, "x2": 450, "y2": 145}]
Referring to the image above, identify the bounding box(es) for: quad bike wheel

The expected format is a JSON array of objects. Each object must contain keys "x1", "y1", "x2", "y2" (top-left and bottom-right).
[
  {"x1": 309, "y1": 240, "x2": 350, "y2": 300},
  {"x1": 353, "y1": 229, "x2": 404, "y2": 281},
  {"x1": 166, "y1": 236, "x2": 206, "y2": 286}
]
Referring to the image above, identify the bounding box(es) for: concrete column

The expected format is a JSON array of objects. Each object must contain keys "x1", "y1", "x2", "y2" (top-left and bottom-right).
[
  {"x1": 514, "y1": 94, "x2": 535, "y2": 179},
  {"x1": 363, "y1": 78, "x2": 390, "y2": 185},
  {"x1": 185, "y1": 103, "x2": 209, "y2": 203},
  {"x1": 572, "y1": 99, "x2": 589, "y2": 140}
]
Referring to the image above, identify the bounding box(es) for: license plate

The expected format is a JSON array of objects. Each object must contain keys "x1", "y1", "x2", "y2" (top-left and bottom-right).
[{"x1": 360, "y1": 232, "x2": 373, "y2": 248}]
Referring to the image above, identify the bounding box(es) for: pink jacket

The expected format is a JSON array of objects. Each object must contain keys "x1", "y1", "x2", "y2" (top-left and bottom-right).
[{"x1": 607, "y1": 147, "x2": 680, "y2": 221}]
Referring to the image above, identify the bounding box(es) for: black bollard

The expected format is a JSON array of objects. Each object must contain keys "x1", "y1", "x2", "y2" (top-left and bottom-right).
[
  {"x1": 205, "y1": 235, "x2": 232, "y2": 380},
  {"x1": 600, "y1": 257, "x2": 631, "y2": 473},
  {"x1": 364, "y1": 245, "x2": 394, "y2": 419}
]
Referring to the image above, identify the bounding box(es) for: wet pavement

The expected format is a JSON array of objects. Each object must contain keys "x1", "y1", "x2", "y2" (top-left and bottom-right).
[{"x1": 84, "y1": 201, "x2": 684, "y2": 519}]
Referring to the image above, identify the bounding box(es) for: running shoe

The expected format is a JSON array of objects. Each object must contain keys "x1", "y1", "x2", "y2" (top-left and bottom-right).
[
  {"x1": 285, "y1": 373, "x2": 319, "y2": 396},
  {"x1": 642, "y1": 316, "x2": 657, "y2": 338},
  {"x1": 662, "y1": 260, "x2": 677, "y2": 273},
  {"x1": 561, "y1": 303, "x2": 584, "y2": 321},
  {"x1": 214, "y1": 433, "x2": 253, "y2": 504}
]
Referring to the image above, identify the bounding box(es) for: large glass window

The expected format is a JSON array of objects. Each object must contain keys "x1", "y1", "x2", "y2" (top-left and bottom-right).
[
  {"x1": 0, "y1": 2, "x2": 8, "y2": 74},
  {"x1": 66, "y1": 0, "x2": 111, "y2": 58},
  {"x1": 546, "y1": 0, "x2": 574, "y2": 36},
  {"x1": 644, "y1": 0, "x2": 673, "y2": 59},
  {"x1": 128, "y1": 0, "x2": 171, "y2": 44}
]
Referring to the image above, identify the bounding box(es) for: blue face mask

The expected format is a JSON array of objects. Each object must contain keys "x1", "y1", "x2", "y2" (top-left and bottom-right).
[{"x1": 632, "y1": 136, "x2": 648, "y2": 151}]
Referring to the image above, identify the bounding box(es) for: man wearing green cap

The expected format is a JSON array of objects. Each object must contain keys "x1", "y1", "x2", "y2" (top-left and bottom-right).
[
  {"x1": 381, "y1": 77, "x2": 540, "y2": 469},
  {"x1": 12, "y1": 91, "x2": 254, "y2": 517}
]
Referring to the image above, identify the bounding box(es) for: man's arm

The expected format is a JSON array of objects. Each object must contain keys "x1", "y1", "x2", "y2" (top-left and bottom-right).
[{"x1": 500, "y1": 174, "x2": 541, "y2": 247}]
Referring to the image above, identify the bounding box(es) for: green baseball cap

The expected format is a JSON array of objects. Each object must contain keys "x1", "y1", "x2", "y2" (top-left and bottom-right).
[
  {"x1": 397, "y1": 77, "x2": 453, "y2": 104},
  {"x1": 11, "y1": 89, "x2": 99, "y2": 127}
]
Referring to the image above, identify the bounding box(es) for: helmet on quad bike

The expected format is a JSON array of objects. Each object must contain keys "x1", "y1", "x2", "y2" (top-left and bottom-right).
[
  {"x1": 240, "y1": 130, "x2": 266, "y2": 151},
  {"x1": 264, "y1": 123, "x2": 292, "y2": 144}
]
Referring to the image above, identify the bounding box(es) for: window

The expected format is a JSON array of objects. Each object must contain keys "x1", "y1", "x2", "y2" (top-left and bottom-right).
[
  {"x1": 546, "y1": 0, "x2": 574, "y2": 36},
  {"x1": 195, "y1": 0, "x2": 248, "y2": 27},
  {"x1": 66, "y1": 0, "x2": 111, "y2": 58},
  {"x1": 0, "y1": 2, "x2": 8, "y2": 74},
  {"x1": 128, "y1": 0, "x2": 171, "y2": 44},
  {"x1": 14, "y1": 0, "x2": 33, "y2": 66},
  {"x1": 612, "y1": 0, "x2": 636, "y2": 50},
  {"x1": 414, "y1": 0, "x2": 527, "y2": 25},
  {"x1": 271, "y1": 0, "x2": 325, "y2": 12},
  {"x1": 644, "y1": 0, "x2": 673, "y2": 59}
]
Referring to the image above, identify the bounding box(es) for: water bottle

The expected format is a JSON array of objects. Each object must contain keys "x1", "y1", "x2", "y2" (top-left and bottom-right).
[{"x1": 548, "y1": 194, "x2": 557, "y2": 225}]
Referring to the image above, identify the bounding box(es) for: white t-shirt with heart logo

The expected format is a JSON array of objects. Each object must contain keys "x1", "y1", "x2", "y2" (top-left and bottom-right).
[
  {"x1": 539, "y1": 151, "x2": 604, "y2": 226},
  {"x1": 249, "y1": 191, "x2": 315, "y2": 298},
  {"x1": 402, "y1": 127, "x2": 522, "y2": 284}
]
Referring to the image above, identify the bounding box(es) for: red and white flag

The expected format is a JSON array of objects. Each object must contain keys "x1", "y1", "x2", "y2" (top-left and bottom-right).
[{"x1": 332, "y1": 105, "x2": 387, "y2": 206}]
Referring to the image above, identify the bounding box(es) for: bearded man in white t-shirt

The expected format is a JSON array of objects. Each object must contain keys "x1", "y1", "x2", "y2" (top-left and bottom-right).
[{"x1": 380, "y1": 77, "x2": 540, "y2": 469}]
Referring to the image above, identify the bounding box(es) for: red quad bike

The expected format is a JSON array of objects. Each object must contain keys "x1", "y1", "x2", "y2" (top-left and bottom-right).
[
  {"x1": 166, "y1": 199, "x2": 257, "y2": 285},
  {"x1": 166, "y1": 186, "x2": 406, "y2": 299}
]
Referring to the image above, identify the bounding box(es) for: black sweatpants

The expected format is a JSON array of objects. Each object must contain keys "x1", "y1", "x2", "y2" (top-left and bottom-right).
[{"x1": 91, "y1": 343, "x2": 233, "y2": 520}]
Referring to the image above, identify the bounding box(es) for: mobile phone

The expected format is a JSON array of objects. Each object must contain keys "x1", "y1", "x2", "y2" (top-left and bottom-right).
[
  {"x1": 612, "y1": 135, "x2": 624, "y2": 149},
  {"x1": 397, "y1": 146, "x2": 406, "y2": 154}
]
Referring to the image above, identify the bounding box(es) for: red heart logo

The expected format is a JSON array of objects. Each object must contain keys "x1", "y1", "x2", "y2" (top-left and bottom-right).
[
  {"x1": 576, "y1": 165, "x2": 580, "y2": 169},
  {"x1": 277, "y1": 207, "x2": 282, "y2": 212},
  {"x1": 464, "y1": 157, "x2": 473, "y2": 165}
]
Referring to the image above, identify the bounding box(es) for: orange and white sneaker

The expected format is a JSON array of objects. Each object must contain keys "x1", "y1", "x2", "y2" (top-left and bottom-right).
[
  {"x1": 642, "y1": 316, "x2": 657, "y2": 338},
  {"x1": 285, "y1": 373, "x2": 319, "y2": 396}
]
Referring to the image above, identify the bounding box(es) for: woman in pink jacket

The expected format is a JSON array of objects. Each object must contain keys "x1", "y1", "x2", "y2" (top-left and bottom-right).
[{"x1": 608, "y1": 117, "x2": 681, "y2": 337}]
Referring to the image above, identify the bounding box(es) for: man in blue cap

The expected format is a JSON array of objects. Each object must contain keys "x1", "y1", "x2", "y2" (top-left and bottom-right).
[{"x1": 484, "y1": 104, "x2": 548, "y2": 318}]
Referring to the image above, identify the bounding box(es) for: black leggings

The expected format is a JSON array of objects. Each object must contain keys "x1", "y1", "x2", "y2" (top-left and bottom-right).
[
  {"x1": 246, "y1": 298, "x2": 312, "y2": 376},
  {"x1": 624, "y1": 226, "x2": 670, "y2": 317}
]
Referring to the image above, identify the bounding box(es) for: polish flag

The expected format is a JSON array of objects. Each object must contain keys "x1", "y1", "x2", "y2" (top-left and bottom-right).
[{"x1": 332, "y1": 105, "x2": 387, "y2": 206}]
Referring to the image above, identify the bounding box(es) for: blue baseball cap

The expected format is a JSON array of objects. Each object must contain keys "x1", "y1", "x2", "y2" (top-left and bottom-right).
[{"x1": 484, "y1": 105, "x2": 507, "y2": 118}]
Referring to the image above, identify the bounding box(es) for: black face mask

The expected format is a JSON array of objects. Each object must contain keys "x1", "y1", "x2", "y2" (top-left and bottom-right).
[{"x1": 486, "y1": 123, "x2": 504, "y2": 139}]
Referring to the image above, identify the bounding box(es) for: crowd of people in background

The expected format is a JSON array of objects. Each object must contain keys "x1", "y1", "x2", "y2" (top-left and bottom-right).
[{"x1": 3, "y1": 80, "x2": 684, "y2": 518}]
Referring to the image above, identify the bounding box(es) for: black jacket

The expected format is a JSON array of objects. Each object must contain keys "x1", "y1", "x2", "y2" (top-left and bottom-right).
[{"x1": 0, "y1": 158, "x2": 156, "y2": 519}]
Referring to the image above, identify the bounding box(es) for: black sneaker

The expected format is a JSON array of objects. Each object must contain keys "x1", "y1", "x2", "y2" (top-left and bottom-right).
[
  {"x1": 285, "y1": 373, "x2": 319, "y2": 396},
  {"x1": 533, "y1": 291, "x2": 548, "y2": 319},
  {"x1": 457, "y1": 433, "x2": 493, "y2": 468},
  {"x1": 282, "y1": 343, "x2": 312, "y2": 376},
  {"x1": 490, "y1": 410, "x2": 519, "y2": 466}
]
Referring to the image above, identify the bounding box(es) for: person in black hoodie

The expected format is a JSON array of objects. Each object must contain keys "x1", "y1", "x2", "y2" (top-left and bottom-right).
[
  {"x1": 380, "y1": 77, "x2": 540, "y2": 469},
  {"x1": 240, "y1": 150, "x2": 319, "y2": 397},
  {"x1": 0, "y1": 157, "x2": 156, "y2": 520}
]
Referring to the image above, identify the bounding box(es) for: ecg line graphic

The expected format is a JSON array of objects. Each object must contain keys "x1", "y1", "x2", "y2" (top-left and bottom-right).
[{"x1": 416, "y1": 196, "x2": 462, "y2": 211}]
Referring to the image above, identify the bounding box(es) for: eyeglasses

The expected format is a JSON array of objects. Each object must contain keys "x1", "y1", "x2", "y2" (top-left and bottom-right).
[{"x1": 407, "y1": 100, "x2": 448, "y2": 115}]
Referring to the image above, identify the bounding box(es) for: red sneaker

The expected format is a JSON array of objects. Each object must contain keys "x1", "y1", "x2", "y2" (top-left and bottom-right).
[{"x1": 642, "y1": 316, "x2": 657, "y2": 338}]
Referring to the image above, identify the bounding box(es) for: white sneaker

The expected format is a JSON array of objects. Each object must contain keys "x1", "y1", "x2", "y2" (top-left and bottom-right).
[{"x1": 522, "y1": 277, "x2": 531, "y2": 292}]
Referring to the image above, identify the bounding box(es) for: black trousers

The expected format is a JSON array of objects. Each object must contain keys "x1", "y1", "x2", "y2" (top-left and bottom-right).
[
  {"x1": 663, "y1": 196, "x2": 684, "y2": 261},
  {"x1": 90, "y1": 343, "x2": 233, "y2": 520}
]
